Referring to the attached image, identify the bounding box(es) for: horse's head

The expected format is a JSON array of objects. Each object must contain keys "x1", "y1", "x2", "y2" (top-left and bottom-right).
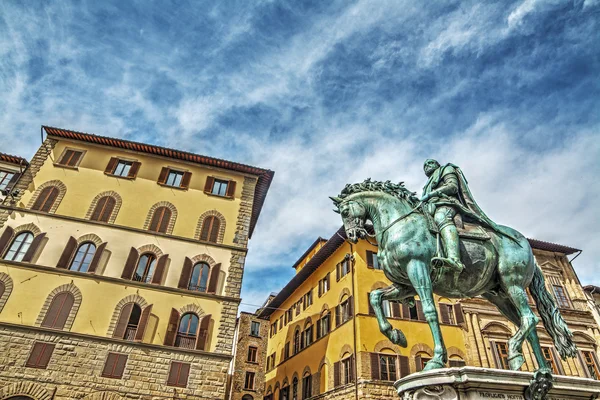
[{"x1": 330, "y1": 195, "x2": 367, "y2": 244}]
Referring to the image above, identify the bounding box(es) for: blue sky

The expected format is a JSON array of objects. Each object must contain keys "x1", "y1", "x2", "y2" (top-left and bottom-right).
[{"x1": 1, "y1": 0, "x2": 599, "y2": 312}]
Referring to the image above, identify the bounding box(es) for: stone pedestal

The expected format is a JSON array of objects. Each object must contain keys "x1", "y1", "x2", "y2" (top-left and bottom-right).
[{"x1": 394, "y1": 367, "x2": 600, "y2": 400}]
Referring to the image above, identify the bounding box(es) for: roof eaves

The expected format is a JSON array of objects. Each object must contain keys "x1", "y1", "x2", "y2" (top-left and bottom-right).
[
  {"x1": 527, "y1": 238, "x2": 580, "y2": 255},
  {"x1": 290, "y1": 237, "x2": 327, "y2": 269}
]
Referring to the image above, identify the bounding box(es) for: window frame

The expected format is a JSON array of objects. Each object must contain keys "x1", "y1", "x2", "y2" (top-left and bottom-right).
[
  {"x1": 101, "y1": 352, "x2": 128, "y2": 379},
  {"x1": 302, "y1": 374, "x2": 312, "y2": 400},
  {"x1": 167, "y1": 361, "x2": 190, "y2": 388},
  {"x1": 113, "y1": 160, "x2": 134, "y2": 178},
  {"x1": 25, "y1": 342, "x2": 55, "y2": 369},
  {"x1": 247, "y1": 346, "x2": 258, "y2": 363},
  {"x1": 244, "y1": 371, "x2": 256, "y2": 390},
  {"x1": 68, "y1": 242, "x2": 97, "y2": 273},
  {"x1": 175, "y1": 312, "x2": 199, "y2": 349},
  {"x1": 31, "y1": 186, "x2": 60, "y2": 212},
  {"x1": 0, "y1": 170, "x2": 15, "y2": 191},
  {"x1": 494, "y1": 341, "x2": 510, "y2": 370},
  {"x1": 581, "y1": 350, "x2": 600, "y2": 380},
  {"x1": 211, "y1": 178, "x2": 230, "y2": 197},
  {"x1": 133, "y1": 252, "x2": 157, "y2": 283},
  {"x1": 341, "y1": 356, "x2": 353, "y2": 385},
  {"x1": 3, "y1": 231, "x2": 34, "y2": 262},
  {"x1": 552, "y1": 285, "x2": 571, "y2": 309},
  {"x1": 379, "y1": 354, "x2": 397, "y2": 381},
  {"x1": 163, "y1": 169, "x2": 185, "y2": 188},
  {"x1": 55, "y1": 148, "x2": 86, "y2": 169},
  {"x1": 189, "y1": 262, "x2": 211, "y2": 292},
  {"x1": 250, "y1": 321, "x2": 261, "y2": 337}
]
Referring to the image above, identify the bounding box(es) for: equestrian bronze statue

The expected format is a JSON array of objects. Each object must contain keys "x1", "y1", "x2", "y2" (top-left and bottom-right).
[{"x1": 330, "y1": 160, "x2": 577, "y2": 399}]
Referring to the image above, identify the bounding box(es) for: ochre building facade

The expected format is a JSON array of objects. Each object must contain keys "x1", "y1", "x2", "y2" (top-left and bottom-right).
[
  {"x1": 0, "y1": 126, "x2": 273, "y2": 400},
  {"x1": 258, "y1": 229, "x2": 600, "y2": 400}
]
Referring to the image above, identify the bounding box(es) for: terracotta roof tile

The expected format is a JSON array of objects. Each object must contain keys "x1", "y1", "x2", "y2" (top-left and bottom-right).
[
  {"x1": 43, "y1": 126, "x2": 274, "y2": 238},
  {"x1": 0, "y1": 152, "x2": 29, "y2": 167}
]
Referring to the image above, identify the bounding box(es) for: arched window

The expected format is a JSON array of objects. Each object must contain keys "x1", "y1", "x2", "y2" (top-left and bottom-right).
[
  {"x1": 90, "y1": 196, "x2": 116, "y2": 222},
  {"x1": 118, "y1": 303, "x2": 141, "y2": 341},
  {"x1": 302, "y1": 372, "x2": 312, "y2": 400},
  {"x1": 242, "y1": 395, "x2": 254, "y2": 400},
  {"x1": 148, "y1": 206, "x2": 171, "y2": 233},
  {"x1": 175, "y1": 312, "x2": 199, "y2": 349},
  {"x1": 189, "y1": 262, "x2": 210, "y2": 292},
  {"x1": 294, "y1": 328, "x2": 301, "y2": 354},
  {"x1": 69, "y1": 242, "x2": 96, "y2": 272},
  {"x1": 41, "y1": 292, "x2": 74, "y2": 329},
  {"x1": 200, "y1": 216, "x2": 220, "y2": 242},
  {"x1": 3, "y1": 232, "x2": 34, "y2": 261},
  {"x1": 31, "y1": 186, "x2": 60, "y2": 212},
  {"x1": 133, "y1": 253, "x2": 156, "y2": 283},
  {"x1": 292, "y1": 377, "x2": 298, "y2": 400},
  {"x1": 302, "y1": 321, "x2": 313, "y2": 349}
]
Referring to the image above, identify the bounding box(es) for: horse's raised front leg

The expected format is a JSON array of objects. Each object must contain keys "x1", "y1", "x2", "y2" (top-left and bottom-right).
[
  {"x1": 370, "y1": 284, "x2": 415, "y2": 348},
  {"x1": 406, "y1": 259, "x2": 447, "y2": 371}
]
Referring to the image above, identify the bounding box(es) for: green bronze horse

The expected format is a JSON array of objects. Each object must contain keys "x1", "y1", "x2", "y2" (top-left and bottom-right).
[{"x1": 330, "y1": 179, "x2": 577, "y2": 380}]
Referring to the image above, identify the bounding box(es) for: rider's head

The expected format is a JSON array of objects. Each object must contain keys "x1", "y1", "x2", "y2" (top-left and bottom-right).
[{"x1": 423, "y1": 159, "x2": 440, "y2": 177}]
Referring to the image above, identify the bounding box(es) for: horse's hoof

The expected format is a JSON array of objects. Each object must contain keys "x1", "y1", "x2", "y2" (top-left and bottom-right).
[
  {"x1": 390, "y1": 329, "x2": 407, "y2": 348},
  {"x1": 509, "y1": 354, "x2": 525, "y2": 371},
  {"x1": 422, "y1": 359, "x2": 445, "y2": 371}
]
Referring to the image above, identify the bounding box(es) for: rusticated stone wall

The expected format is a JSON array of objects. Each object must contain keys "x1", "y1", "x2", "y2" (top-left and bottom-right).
[{"x1": 0, "y1": 323, "x2": 231, "y2": 400}]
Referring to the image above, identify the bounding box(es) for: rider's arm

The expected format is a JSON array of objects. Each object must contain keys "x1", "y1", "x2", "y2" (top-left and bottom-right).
[{"x1": 430, "y1": 173, "x2": 459, "y2": 198}]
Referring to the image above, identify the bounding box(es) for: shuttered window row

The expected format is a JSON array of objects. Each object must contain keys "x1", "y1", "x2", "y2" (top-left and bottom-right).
[{"x1": 366, "y1": 293, "x2": 464, "y2": 325}]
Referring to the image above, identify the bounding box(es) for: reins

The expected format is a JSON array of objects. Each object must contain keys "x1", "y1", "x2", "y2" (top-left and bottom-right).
[{"x1": 366, "y1": 201, "x2": 423, "y2": 247}]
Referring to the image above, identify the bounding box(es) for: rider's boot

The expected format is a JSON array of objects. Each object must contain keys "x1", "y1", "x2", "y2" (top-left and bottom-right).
[{"x1": 433, "y1": 224, "x2": 465, "y2": 273}]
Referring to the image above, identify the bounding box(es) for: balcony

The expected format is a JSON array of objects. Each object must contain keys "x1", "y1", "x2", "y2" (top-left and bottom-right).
[{"x1": 175, "y1": 333, "x2": 196, "y2": 349}]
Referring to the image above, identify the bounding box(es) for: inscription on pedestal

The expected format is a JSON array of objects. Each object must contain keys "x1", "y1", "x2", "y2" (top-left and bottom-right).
[{"x1": 476, "y1": 392, "x2": 524, "y2": 399}]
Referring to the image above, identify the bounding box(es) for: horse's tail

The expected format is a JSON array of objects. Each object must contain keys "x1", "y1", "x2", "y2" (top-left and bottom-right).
[{"x1": 529, "y1": 264, "x2": 577, "y2": 359}]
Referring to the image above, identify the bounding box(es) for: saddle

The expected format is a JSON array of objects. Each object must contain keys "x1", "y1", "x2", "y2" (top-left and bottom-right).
[{"x1": 423, "y1": 211, "x2": 490, "y2": 241}]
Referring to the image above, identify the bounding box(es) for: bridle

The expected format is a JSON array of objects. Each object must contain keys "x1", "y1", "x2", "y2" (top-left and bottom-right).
[{"x1": 356, "y1": 201, "x2": 423, "y2": 247}]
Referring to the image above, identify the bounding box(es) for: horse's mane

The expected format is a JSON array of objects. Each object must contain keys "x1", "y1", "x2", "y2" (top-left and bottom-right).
[{"x1": 338, "y1": 178, "x2": 420, "y2": 206}]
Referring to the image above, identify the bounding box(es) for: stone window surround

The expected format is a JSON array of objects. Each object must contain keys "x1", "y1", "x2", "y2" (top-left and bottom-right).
[
  {"x1": 27, "y1": 179, "x2": 67, "y2": 214},
  {"x1": 106, "y1": 294, "x2": 150, "y2": 337},
  {"x1": 143, "y1": 201, "x2": 178, "y2": 235},
  {"x1": 54, "y1": 146, "x2": 87, "y2": 169},
  {"x1": 84, "y1": 190, "x2": 123, "y2": 224},
  {"x1": 34, "y1": 282, "x2": 83, "y2": 331},
  {"x1": 195, "y1": 209, "x2": 227, "y2": 244},
  {"x1": 0, "y1": 272, "x2": 13, "y2": 313}
]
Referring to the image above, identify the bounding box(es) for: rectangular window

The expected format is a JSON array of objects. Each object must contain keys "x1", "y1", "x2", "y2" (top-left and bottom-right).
[
  {"x1": 279, "y1": 316, "x2": 283, "y2": 329},
  {"x1": 338, "y1": 259, "x2": 351, "y2": 280},
  {"x1": 417, "y1": 356, "x2": 431, "y2": 371},
  {"x1": 302, "y1": 374, "x2": 312, "y2": 399},
  {"x1": 101, "y1": 352, "x2": 128, "y2": 378},
  {"x1": 303, "y1": 326, "x2": 313, "y2": 348},
  {"x1": 342, "y1": 357, "x2": 354, "y2": 384},
  {"x1": 542, "y1": 347, "x2": 560, "y2": 374},
  {"x1": 165, "y1": 170, "x2": 184, "y2": 187},
  {"x1": 379, "y1": 355, "x2": 397, "y2": 381},
  {"x1": 212, "y1": 179, "x2": 229, "y2": 196},
  {"x1": 317, "y1": 314, "x2": 330, "y2": 339},
  {"x1": 340, "y1": 299, "x2": 352, "y2": 324},
  {"x1": 382, "y1": 300, "x2": 392, "y2": 318},
  {"x1": 581, "y1": 350, "x2": 600, "y2": 380},
  {"x1": 439, "y1": 304, "x2": 456, "y2": 325},
  {"x1": 0, "y1": 170, "x2": 15, "y2": 191},
  {"x1": 306, "y1": 290, "x2": 313, "y2": 308},
  {"x1": 247, "y1": 346, "x2": 258, "y2": 363},
  {"x1": 319, "y1": 274, "x2": 330, "y2": 297},
  {"x1": 552, "y1": 285, "x2": 571, "y2": 309},
  {"x1": 113, "y1": 161, "x2": 133, "y2": 177},
  {"x1": 25, "y1": 342, "x2": 55, "y2": 369},
  {"x1": 57, "y1": 149, "x2": 84, "y2": 167},
  {"x1": 366, "y1": 250, "x2": 381, "y2": 270},
  {"x1": 494, "y1": 342, "x2": 510, "y2": 370},
  {"x1": 245, "y1": 371, "x2": 255, "y2": 390},
  {"x1": 250, "y1": 321, "x2": 261, "y2": 337},
  {"x1": 167, "y1": 361, "x2": 190, "y2": 388},
  {"x1": 284, "y1": 342, "x2": 290, "y2": 360},
  {"x1": 270, "y1": 322, "x2": 277, "y2": 338}
]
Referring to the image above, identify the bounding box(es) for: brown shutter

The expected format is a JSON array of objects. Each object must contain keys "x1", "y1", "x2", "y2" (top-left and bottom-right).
[
  {"x1": 87, "y1": 242, "x2": 106, "y2": 274},
  {"x1": 164, "y1": 308, "x2": 180, "y2": 346},
  {"x1": 333, "y1": 361, "x2": 340, "y2": 387},
  {"x1": 100, "y1": 197, "x2": 116, "y2": 222},
  {"x1": 204, "y1": 176, "x2": 214, "y2": 193},
  {"x1": 113, "y1": 303, "x2": 134, "y2": 339},
  {"x1": 391, "y1": 302, "x2": 401, "y2": 319},
  {"x1": 151, "y1": 254, "x2": 168, "y2": 284},
  {"x1": 368, "y1": 293, "x2": 374, "y2": 315},
  {"x1": 56, "y1": 236, "x2": 77, "y2": 269},
  {"x1": 59, "y1": 150, "x2": 74, "y2": 165},
  {"x1": 401, "y1": 303, "x2": 410, "y2": 319},
  {"x1": 22, "y1": 232, "x2": 46, "y2": 262},
  {"x1": 178, "y1": 363, "x2": 190, "y2": 387},
  {"x1": 68, "y1": 151, "x2": 82, "y2": 166},
  {"x1": 128, "y1": 161, "x2": 141, "y2": 178},
  {"x1": 415, "y1": 355, "x2": 423, "y2": 372},
  {"x1": 366, "y1": 251, "x2": 374, "y2": 268},
  {"x1": 226, "y1": 180, "x2": 236, "y2": 198},
  {"x1": 416, "y1": 300, "x2": 425, "y2": 321},
  {"x1": 196, "y1": 314, "x2": 211, "y2": 351},
  {"x1": 181, "y1": 171, "x2": 192, "y2": 189},
  {"x1": 33, "y1": 186, "x2": 59, "y2": 212},
  {"x1": 158, "y1": 167, "x2": 169, "y2": 184},
  {"x1": 371, "y1": 353, "x2": 380, "y2": 379},
  {"x1": 178, "y1": 257, "x2": 193, "y2": 289},
  {"x1": 348, "y1": 296, "x2": 354, "y2": 318},
  {"x1": 454, "y1": 303, "x2": 465, "y2": 324},
  {"x1": 114, "y1": 354, "x2": 128, "y2": 377},
  {"x1": 349, "y1": 355, "x2": 355, "y2": 383},
  {"x1": 26, "y1": 342, "x2": 45, "y2": 367},
  {"x1": 199, "y1": 217, "x2": 211, "y2": 241},
  {"x1": 158, "y1": 208, "x2": 171, "y2": 233},
  {"x1": 398, "y1": 355, "x2": 410, "y2": 377},
  {"x1": 42, "y1": 292, "x2": 73, "y2": 329},
  {"x1": 439, "y1": 304, "x2": 450, "y2": 324},
  {"x1": 335, "y1": 305, "x2": 341, "y2": 327},
  {"x1": 207, "y1": 263, "x2": 221, "y2": 294},
  {"x1": 167, "y1": 362, "x2": 179, "y2": 386},
  {"x1": 102, "y1": 353, "x2": 117, "y2": 377},
  {"x1": 0, "y1": 226, "x2": 14, "y2": 257},
  {"x1": 134, "y1": 304, "x2": 153, "y2": 342},
  {"x1": 105, "y1": 157, "x2": 118, "y2": 174},
  {"x1": 490, "y1": 341, "x2": 502, "y2": 369},
  {"x1": 91, "y1": 197, "x2": 107, "y2": 221},
  {"x1": 336, "y1": 263, "x2": 340, "y2": 281},
  {"x1": 121, "y1": 247, "x2": 138, "y2": 279},
  {"x1": 209, "y1": 218, "x2": 220, "y2": 243},
  {"x1": 318, "y1": 281, "x2": 322, "y2": 297}
]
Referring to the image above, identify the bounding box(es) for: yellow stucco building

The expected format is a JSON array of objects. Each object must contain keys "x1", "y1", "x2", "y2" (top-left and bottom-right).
[
  {"x1": 258, "y1": 229, "x2": 600, "y2": 400},
  {"x1": 0, "y1": 126, "x2": 273, "y2": 400}
]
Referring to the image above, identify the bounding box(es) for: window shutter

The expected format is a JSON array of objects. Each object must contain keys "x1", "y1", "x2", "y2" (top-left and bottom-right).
[
  {"x1": 110, "y1": 354, "x2": 128, "y2": 378},
  {"x1": 207, "y1": 263, "x2": 221, "y2": 294},
  {"x1": 22, "y1": 232, "x2": 46, "y2": 262},
  {"x1": 164, "y1": 308, "x2": 180, "y2": 346},
  {"x1": 439, "y1": 304, "x2": 450, "y2": 324},
  {"x1": 196, "y1": 314, "x2": 211, "y2": 351},
  {"x1": 100, "y1": 197, "x2": 116, "y2": 222},
  {"x1": 67, "y1": 151, "x2": 82, "y2": 166},
  {"x1": 349, "y1": 355, "x2": 355, "y2": 383},
  {"x1": 348, "y1": 296, "x2": 354, "y2": 318},
  {"x1": 178, "y1": 257, "x2": 193, "y2": 289},
  {"x1": 134, "y1": 304, "x2": 153, "y2": 342},
  {"x1": 336, "y1": 263, "x2": 340, "y2": 281},
  {"x1": 318, "y1": 281, "x2": 322, "y2": 297},
  {"x1": 371, "y1": 353, "x2": 380, "y2": 379},
  {"x1": 226, "y1": 180, "x2": 236, "y2": 198},
  {"x1": 151, "y1": 254, "x2": 168, "y2": 284},
  {"x1": 181, "y1": 171, "x2": 192, "y2": 189},
  {"x1": 0, "y1": 226, "x2": 14, "y2": 256},
  {"x1": 157, "y1": 167, "x2": 169, "y2": 184},
  {"x1": 204, "y1": 176, "x2": 215, "y2": 193},
  {"x1": 398, "y1": 355, "x2": 410, "y2": 377},
  {"x1": 121, "y1": 247, "x2": 138, "y2": 279},
  {"x1": 490, "y1": 341, "x2": 502, "y2": 369},
  {"x1": 42, "y1": 292, "x2": 74, "y2": 329},
  {"x1": 209, "y1": 218, "x2": 220, "y2": 243},
  {"x1": 105, "y1": 157, "x2": 118, "y2": 174},
  {"x1": 391, "y1": 302, "x2": 401, "y2": 319},
  {"x1": 415, "y1": 355, "x2": 423, "y2": 372},
  {"x1": 33, "y1": 186, "x2": 59, "y2": 212},
  {"x1": 6, "y1": 172, "x2": 20, "y2": 191},
  {"x1": 91, "y1": 197, "x2": 107, "y2": 221},
  {"x1": 87, "y1": 242, "x2": 107, "y2": 274},
  {"x1": 368, "y1": 293, "x2": 374, "y2": 315},
  {"x1": 101, "y1": 353, "x2": 117, "y2": 376},
  {"x1": 454, "y1": 303, "x2": 465, "y2": 324},
  {"x1": 56, "y1": 236, "x2": 77, "y2": 269},
  {"x1": 335, "y1": 305, "x2": 341, "y2": 327},
  {"x1": 416, "y1": 300, "x2": 425, "y2": 321},
  {"x1": 178, "y1": 363, "x2": 191, "y2": 387},
  {"x1": 316, "y1": 320, "x2": 321, "y2": 339},
  {"x1": 167, "y1": 362, "x2": 179, "y2": 386},
  {"x1": 199, "y1": 217, "x2": 212, "y2": 241},
  {"x1": 113, "y1": 302, "x2": 134, "y2": 339},
  {"x1": 128, "y1": 161, "x2": 141, "y2": 178},
  {"x1": 449, "y1": 359, "x2": 466, "y2": 367},
  {"x1": 333, "y1": 361, "x2": 340, "y2": 387},
  {"x1": 59, "y1": 150, "x2": 74, "y2": 165},
  {"x1": 366, "y1": 251, "x2": 374, "y2": 269},
  {"x1": 401, "y1": 303, "x2": 410, "y2": 319},
  {"x1": 577, "y1": 352, "x2": 591, "y2": 378},
  {"x1": 26, "y1": 342, "x2": 55, "y2": 368}
]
